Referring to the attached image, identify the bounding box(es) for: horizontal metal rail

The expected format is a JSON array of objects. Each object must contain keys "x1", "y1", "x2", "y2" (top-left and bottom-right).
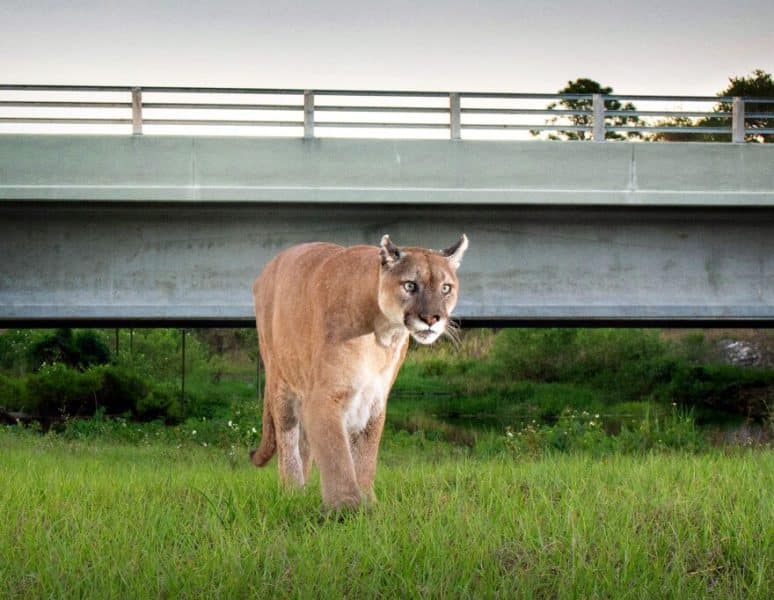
[
  {"x1": 0, "y1": 100, "x2": 133, "y2": 108},
  {"x1": 316, "y1": 105, "x2": 448, "y2": 113},
  {"x1": 1, "y1": 84, "x2": 771, "y2": 142},
  {"x1": 464, "y1": 124, "x2": 591, "y2": 132},
  {"x1": 315, "y1": 121, "x2": 448, "y2": 129},
  {"x1": 143, "y1": 102, "x2": 300, "y2": 111},
  {"x1": 613, "y1": 126, "x2": 732, "y2": 134},
  {"x1": 144, "y1": 119, "x2": 303, "y2": 127},
  {"x1": 0, "y1": 117, "x2": 133, "y2": 125},
  {"x1": 606, "y1": 110, "x2": 730, "y2": 118}
]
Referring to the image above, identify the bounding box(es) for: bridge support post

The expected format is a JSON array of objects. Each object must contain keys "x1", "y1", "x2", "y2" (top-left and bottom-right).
[
  {"x1": 732, "y1": 97, "x2": 745, "y2": 143},
  {"x1": 303, "y1": 91, "x2": 314, "y2": 139},
  {"x1": 450, "y1": 93, "x2": 461, "y2": 140},
  {"x1": 131, "y1": 88, "x2": 143, "y2": 135},
  {"x1": 181, "y1": 329, "x2": 186, "y2": 408},
  {"x1": 592, "y1": 94, "x2": 605, "y2": 141}
]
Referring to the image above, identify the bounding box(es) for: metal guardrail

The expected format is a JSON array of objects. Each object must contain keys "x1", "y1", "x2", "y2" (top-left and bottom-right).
[{"x1": 1, "y1": 84, "x2": 772, "y2": 142}]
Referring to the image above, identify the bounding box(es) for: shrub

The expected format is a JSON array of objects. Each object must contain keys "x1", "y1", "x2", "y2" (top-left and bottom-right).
[
  {"x1": 663, "y1": 363, "x2": 774, "y2": 417},
  {"x1": 504, "y1": 406, "x2": 706, "y2": 456},
  {"x1": 28, "y1": 329, "x2": 79, "y2": 370},
  {"x1": 0, "y1": 330, "x2": 38, "y2": 373},
  {"x1": 0, "y1": 373, "x2": 27, "y2": 411},
  {"x1": 492, "y1": 328, "x2": 578, "y2": 381},
  {"x1": 95, "y1": 365, "x2": 149, "y2": 416},
  {"x1": 617, "y1": 406, "x2": 706, "y2": 453},
  {"x1": 136, "y1": 385, "x2": 183, "y2": 424},
  {"x1": 526, "y1": 383, "x2": 602, "y2": 418},
  {"x1": 28, "y1": 328, "x2": 111, "y2": 371},
  {"x1": 26, "y1": 363, "x2": 103, "y2": 418},
  {"x1": 21, "y1": 362, "x2": 187, "y2": 424},
  {"x1": 491, "y1": 328, "x2": 676, "y2": 403},
  {"x1": 504, "y1": 409, "x2": 612, "y2": 456},
  {"x1": 73, "y1": 330, "x2": 112, "y2": 368}
]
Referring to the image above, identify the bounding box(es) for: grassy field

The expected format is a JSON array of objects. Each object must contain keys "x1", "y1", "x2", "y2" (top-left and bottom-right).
[{"x1": 1, "y1": 432, "x2": 771, "y2": 599}]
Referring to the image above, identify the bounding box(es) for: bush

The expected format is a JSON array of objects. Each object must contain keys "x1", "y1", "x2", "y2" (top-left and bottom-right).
[
  {"x1": 504, "y1": 409, "x2": 612, "y2": 456},
  {"x1": 28, "y1": 328, "x2": 111, "y2": 371},
  {"x1": 26, "y1": 363, "x2": 103, "y2": 418},
  {"x1": 95, "y1": 364, "x2": 148, "y2": 416},
  {"x1": 663, "y1": 363, "x2": 774, "y2": 417},
  {"x1": 28, "y1": 329, "x2": 79, "y2": 370},
  {"x1": 491, "y1": 328, "x2": 676, "y2": 402},
  {"x1": 0, "y1": 373, "x2": 27, "y2": 411},
  {"x1": 136, "y1": 385, "x2": 183, "y2": 424},
  {"x1": 616, "y1": 406, "x2": 706, "y2": 453},
  {"x1": 0, "y1": 330, "x2": 38, "y2": 373},
  {"x1": 19, "y1": 362, "x2": 188, "y2": 424},
  {"x1": 492, "y1": 328, "x2": 578, "y2": 381},
  {"x1": 73, "y1": 330, "x2": 112, "y2": 368},
  {"x1": 504, "y1": 406, "x2": 706, "y2": 456}
]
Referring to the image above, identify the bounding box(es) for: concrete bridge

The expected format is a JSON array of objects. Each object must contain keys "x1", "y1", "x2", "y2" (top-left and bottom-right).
[{"x1": 1, "y1": 132, "x2": 772, "y2": 326}]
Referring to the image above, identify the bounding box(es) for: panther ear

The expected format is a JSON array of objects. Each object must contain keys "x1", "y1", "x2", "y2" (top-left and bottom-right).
[
  {"x1": 379, "y1": 234, "x2": 403, "y2": 268},
  {"x1": 441, "y1": 234, "x2": 468, "y2": 269}
]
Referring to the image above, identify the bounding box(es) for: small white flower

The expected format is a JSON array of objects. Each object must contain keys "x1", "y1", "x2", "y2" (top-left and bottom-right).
[
  {"x1": 228, "y1": 420, "x2": 233, "y2": 428},
  {"x1": 506, "y1": 431, "x2": 514, "y2": 438},
  {"x1": 251, "y1": 427, "x2": 257, "y2": 434},
  {"x1": 192, "y1": 430, "x2": 197, "y2": 435},
  {"x1": 202, "y1": 442, "x2": 208, "y2": 447}
]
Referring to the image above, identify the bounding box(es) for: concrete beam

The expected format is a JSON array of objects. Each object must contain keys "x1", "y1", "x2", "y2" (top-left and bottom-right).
[
  {"x1": 0, "y1": 135, "x2": 772, "y2": 324},
  {"x1": 1, "y1": 135, "x2": 773, "y2": 206},
  {"x1": 1, "y1": 203, "x2": 772, "y2": 324}
]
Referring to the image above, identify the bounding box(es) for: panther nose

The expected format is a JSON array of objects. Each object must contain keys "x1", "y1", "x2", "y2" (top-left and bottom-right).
[{"x1": 420, "y1": 314, "x2": 440, "y2": 327}]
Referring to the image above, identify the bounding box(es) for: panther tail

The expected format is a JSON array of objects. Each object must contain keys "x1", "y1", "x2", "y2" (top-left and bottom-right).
[{"x1": 249, "y1": 397, "x2": 275, "y2": 467}]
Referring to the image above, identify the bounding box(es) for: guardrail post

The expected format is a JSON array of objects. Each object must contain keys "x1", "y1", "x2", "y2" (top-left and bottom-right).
[
  {"x1": 731, "y1": 97, "x2": 745, "y2": 143},
  {"x1": 592, "y1": 94, "x2": 605, "y2": 142},
  {"x1": 450, "y1": 92, "x2": 461, "y2": 140},
  {"x1": 303, "y1": 90, "x2": 314, "y2": 139},
  {"x1": 131, "y1": 87, "x2": 143, "y2": 135}
]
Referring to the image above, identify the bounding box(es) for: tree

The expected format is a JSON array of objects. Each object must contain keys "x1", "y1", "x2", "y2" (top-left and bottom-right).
[
  {"x1": 28, "y1": 328, "x2": 111, "y2": 371},
  {"x1": 714, "y1": 69, "x2": 773, "y2": 143},
  {"x1": 531, "y1": 78, "x2": 641, "y2": 141},
  {"x1": 651, "y1": 69, "x2": 773, "y2": 143}
]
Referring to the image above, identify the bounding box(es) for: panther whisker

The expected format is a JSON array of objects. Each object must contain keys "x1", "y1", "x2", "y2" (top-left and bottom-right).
[{"x1": 443, "y1": 320, "x2": 462, "y2": 350}]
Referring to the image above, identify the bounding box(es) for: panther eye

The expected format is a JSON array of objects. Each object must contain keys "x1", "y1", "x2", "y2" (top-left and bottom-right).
[
  {"x1": 441, "y1": 283, "x2": 452, "y2": 295},
  {"x1": 402, "y1": 281, "x2": 417, "y2": 293}
]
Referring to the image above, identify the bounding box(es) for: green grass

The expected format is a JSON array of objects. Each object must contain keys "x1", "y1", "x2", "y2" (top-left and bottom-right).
[{"x1": 1, "y1": 431, "x2": 771, "y2": 598}]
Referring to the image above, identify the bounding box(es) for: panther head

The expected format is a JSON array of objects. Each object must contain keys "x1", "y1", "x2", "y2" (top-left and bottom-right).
[{"x1": 377, "y1": 234, "x2": 468, "y2": 345}]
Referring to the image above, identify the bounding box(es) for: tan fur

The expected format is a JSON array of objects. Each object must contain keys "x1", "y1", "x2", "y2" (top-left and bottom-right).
[{"x1": 250, "y1": 235, "x2": 468, "y2": 509}]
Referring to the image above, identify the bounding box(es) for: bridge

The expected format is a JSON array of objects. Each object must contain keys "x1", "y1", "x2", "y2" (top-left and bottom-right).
[{"x1": 1, "y1": 86, "x2": 773, "y2": 326}]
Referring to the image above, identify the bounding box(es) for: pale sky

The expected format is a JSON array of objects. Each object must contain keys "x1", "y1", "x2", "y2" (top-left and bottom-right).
[{"x1": 1, "y1": 0, "x2": 772, "y2": 96}]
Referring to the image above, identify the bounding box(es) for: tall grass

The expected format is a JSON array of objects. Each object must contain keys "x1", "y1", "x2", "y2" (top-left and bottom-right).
[{"x1": 1, "y1": 432, "x2": 771, "y2": 598}]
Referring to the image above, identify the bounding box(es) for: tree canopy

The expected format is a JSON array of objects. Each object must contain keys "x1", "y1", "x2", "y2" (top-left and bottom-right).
[
  {"x1": 532, "y1": 78, "x2": 641, "y2": 141},
  {"x1": 651, "y1": 69, "x2": 773, "y2": 143}
]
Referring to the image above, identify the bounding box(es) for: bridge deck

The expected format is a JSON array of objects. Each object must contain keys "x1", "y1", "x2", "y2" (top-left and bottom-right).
[{"x1": 1, "y1": 135, "x2": 772, "y2": 324}]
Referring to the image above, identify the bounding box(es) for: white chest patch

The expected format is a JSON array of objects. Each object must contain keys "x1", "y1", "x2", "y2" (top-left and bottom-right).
[
  {"x1": 343, "y1": 374, "x2": 391, "y2": 435},
  {"x1": 343, "y1": 344, "x2": 405, "y2": 435}
]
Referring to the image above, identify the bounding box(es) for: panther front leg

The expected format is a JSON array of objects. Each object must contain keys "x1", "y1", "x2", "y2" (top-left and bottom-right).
[
  {"x1": 351, "y1": 411, "x2": 386, "y2": 503},
  {"x1": 302, "y1": 389, "x2": 363, "y2": 510}
]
